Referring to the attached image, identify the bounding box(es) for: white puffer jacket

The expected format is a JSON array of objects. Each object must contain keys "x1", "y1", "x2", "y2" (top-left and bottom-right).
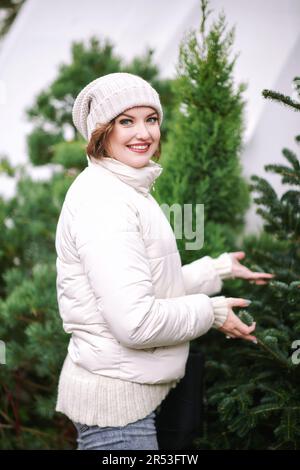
[{"x1": 55, "y1": 156, "x2": 231, "y2": 385}]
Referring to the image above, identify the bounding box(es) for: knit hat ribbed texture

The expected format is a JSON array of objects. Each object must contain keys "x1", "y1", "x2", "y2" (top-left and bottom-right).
[{"x1": 72, "y1": 72, "x2": 163, "y2": 141}]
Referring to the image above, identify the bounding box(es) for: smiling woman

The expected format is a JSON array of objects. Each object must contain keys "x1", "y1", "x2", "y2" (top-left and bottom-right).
[
  {"x1": 86, "y1": 106, "x2": 162, "y2": 166},
  {"x1": 55, "y1": 72, "x2": 257, "y2": 451}
]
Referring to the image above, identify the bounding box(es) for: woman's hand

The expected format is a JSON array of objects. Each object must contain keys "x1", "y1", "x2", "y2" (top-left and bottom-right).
[
  {"x1": 218, "y1": 297, "x2": 257, "y2": 343},
  {"x1": 229, "y1": 251, "x2": 275, "y2": 285}
]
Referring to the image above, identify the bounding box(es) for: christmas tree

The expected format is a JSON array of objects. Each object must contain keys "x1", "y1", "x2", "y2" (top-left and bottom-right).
[
  {"x1": 200, "y1": 76, "x2": 300, "y2": 450},
  {"x1": 155, "y1": 0, "x2": 250, "y2": 263}
]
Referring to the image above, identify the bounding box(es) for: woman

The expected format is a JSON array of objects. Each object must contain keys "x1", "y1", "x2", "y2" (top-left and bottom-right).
[{"x1": 55, "y1": 72, "x2": 273, "y2": 450}]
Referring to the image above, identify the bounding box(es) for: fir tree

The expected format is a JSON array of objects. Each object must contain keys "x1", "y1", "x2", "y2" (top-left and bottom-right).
[
  {"x1": 155, "y1": 0, "x2": 250, "y2": 263},
  {"x1": 0, "y1": 0, "x2": 25, "y2": 39},
  {"x1": 200, "y1": 76, "x2": 300, "y2": 450}
]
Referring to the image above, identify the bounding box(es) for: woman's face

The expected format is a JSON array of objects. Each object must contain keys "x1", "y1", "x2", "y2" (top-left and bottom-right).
[{"x1": 105, "y1": 106, "x2": 161, "y2": 168}]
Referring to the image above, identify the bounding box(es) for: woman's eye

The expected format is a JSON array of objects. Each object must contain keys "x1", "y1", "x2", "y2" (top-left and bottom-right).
[{"x1": 119, "y1": 117, "x2": 158, "y2": 125}]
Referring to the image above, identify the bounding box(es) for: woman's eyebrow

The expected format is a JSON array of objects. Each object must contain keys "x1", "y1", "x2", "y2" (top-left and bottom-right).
[{"x1": 119, "y1": 111, "x2": 158, "y2": 118}]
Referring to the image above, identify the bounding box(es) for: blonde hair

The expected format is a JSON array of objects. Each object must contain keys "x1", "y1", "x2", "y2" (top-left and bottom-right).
[{"x1": 86, "y1": 119, "x2": 161, "y2": 162}]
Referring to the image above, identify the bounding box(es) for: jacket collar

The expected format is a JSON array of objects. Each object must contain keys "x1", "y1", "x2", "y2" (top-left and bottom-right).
[{"x1": 87, "y1": 155, "x2": 163, "y2": 195}]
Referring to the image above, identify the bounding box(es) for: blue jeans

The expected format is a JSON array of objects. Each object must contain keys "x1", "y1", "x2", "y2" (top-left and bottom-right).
[{"x1": 73, "y1": 410, "x2": 159, "y2": 450}]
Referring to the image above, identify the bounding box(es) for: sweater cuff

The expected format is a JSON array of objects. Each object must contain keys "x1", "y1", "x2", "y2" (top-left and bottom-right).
[
  {"x1": 211, "y1": 253, "x2": 233, "y2": 280},
  {"x1": 211, "y1": 296, "x2": 229, "y2": 329}
]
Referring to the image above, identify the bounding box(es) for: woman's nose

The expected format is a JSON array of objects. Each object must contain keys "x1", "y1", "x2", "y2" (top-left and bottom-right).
[{"x1": 135, "y1": 122, "x2": 152, "y2": 138}]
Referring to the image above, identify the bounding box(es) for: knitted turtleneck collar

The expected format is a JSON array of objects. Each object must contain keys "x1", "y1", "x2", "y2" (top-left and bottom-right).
[{"x1": 87, "y1": 155, "x2": 163, "y2": 195}]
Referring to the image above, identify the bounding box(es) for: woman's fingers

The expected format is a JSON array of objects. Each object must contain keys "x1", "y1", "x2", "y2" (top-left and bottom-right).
[
  {"x1": 235, "y1": 331, "x2": 257, "y2": 342},
  {"x1": 234, "y1": 318, "x2": 255, "y2": 336},
  {"x1": 226, "y1": 325, "x2": 257, "y2": 342},
  {"x1": 230, "y1": 251, "x2": 246, "y2": 260},
  {"x1": 222, "y1": 309, "x2": 256, "y2": 338},
  {"x1": 250, "y1": 280, "x2": 268, "y2": 285},
  {"x1": 227, "y1": 297, "x2": 252, "y2": 308},
  {"x1": 248, "y1": 272, "x2": 275, "y2": 281},
  {"x1": 226, "y1": 330, "x2": 257, "y2": 342},
  {"x1": 232, "y1": 322, "x2": 256, "y2": 337},
  {"x1": 220, "y1": 301, "x2": 257, "y2": 343}
]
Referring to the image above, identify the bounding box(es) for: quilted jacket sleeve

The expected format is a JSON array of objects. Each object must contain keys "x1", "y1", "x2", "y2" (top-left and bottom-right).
[
  {"x1": 181, "y1": 253, "x2": 233, "y2": 296},
  {"x1": 74, "y1": 198, "x2": 223, "y2": 350}
]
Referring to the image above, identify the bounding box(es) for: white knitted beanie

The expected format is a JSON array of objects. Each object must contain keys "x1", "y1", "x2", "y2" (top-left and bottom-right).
[{"x1": 72, "y1": 72, "x2": 163, "y2": 141}]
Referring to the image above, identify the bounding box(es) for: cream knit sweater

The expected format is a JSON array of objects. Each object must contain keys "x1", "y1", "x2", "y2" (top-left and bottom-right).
[{"x1": 55, "y1": 254, "x2": 232, "y2": 427}]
